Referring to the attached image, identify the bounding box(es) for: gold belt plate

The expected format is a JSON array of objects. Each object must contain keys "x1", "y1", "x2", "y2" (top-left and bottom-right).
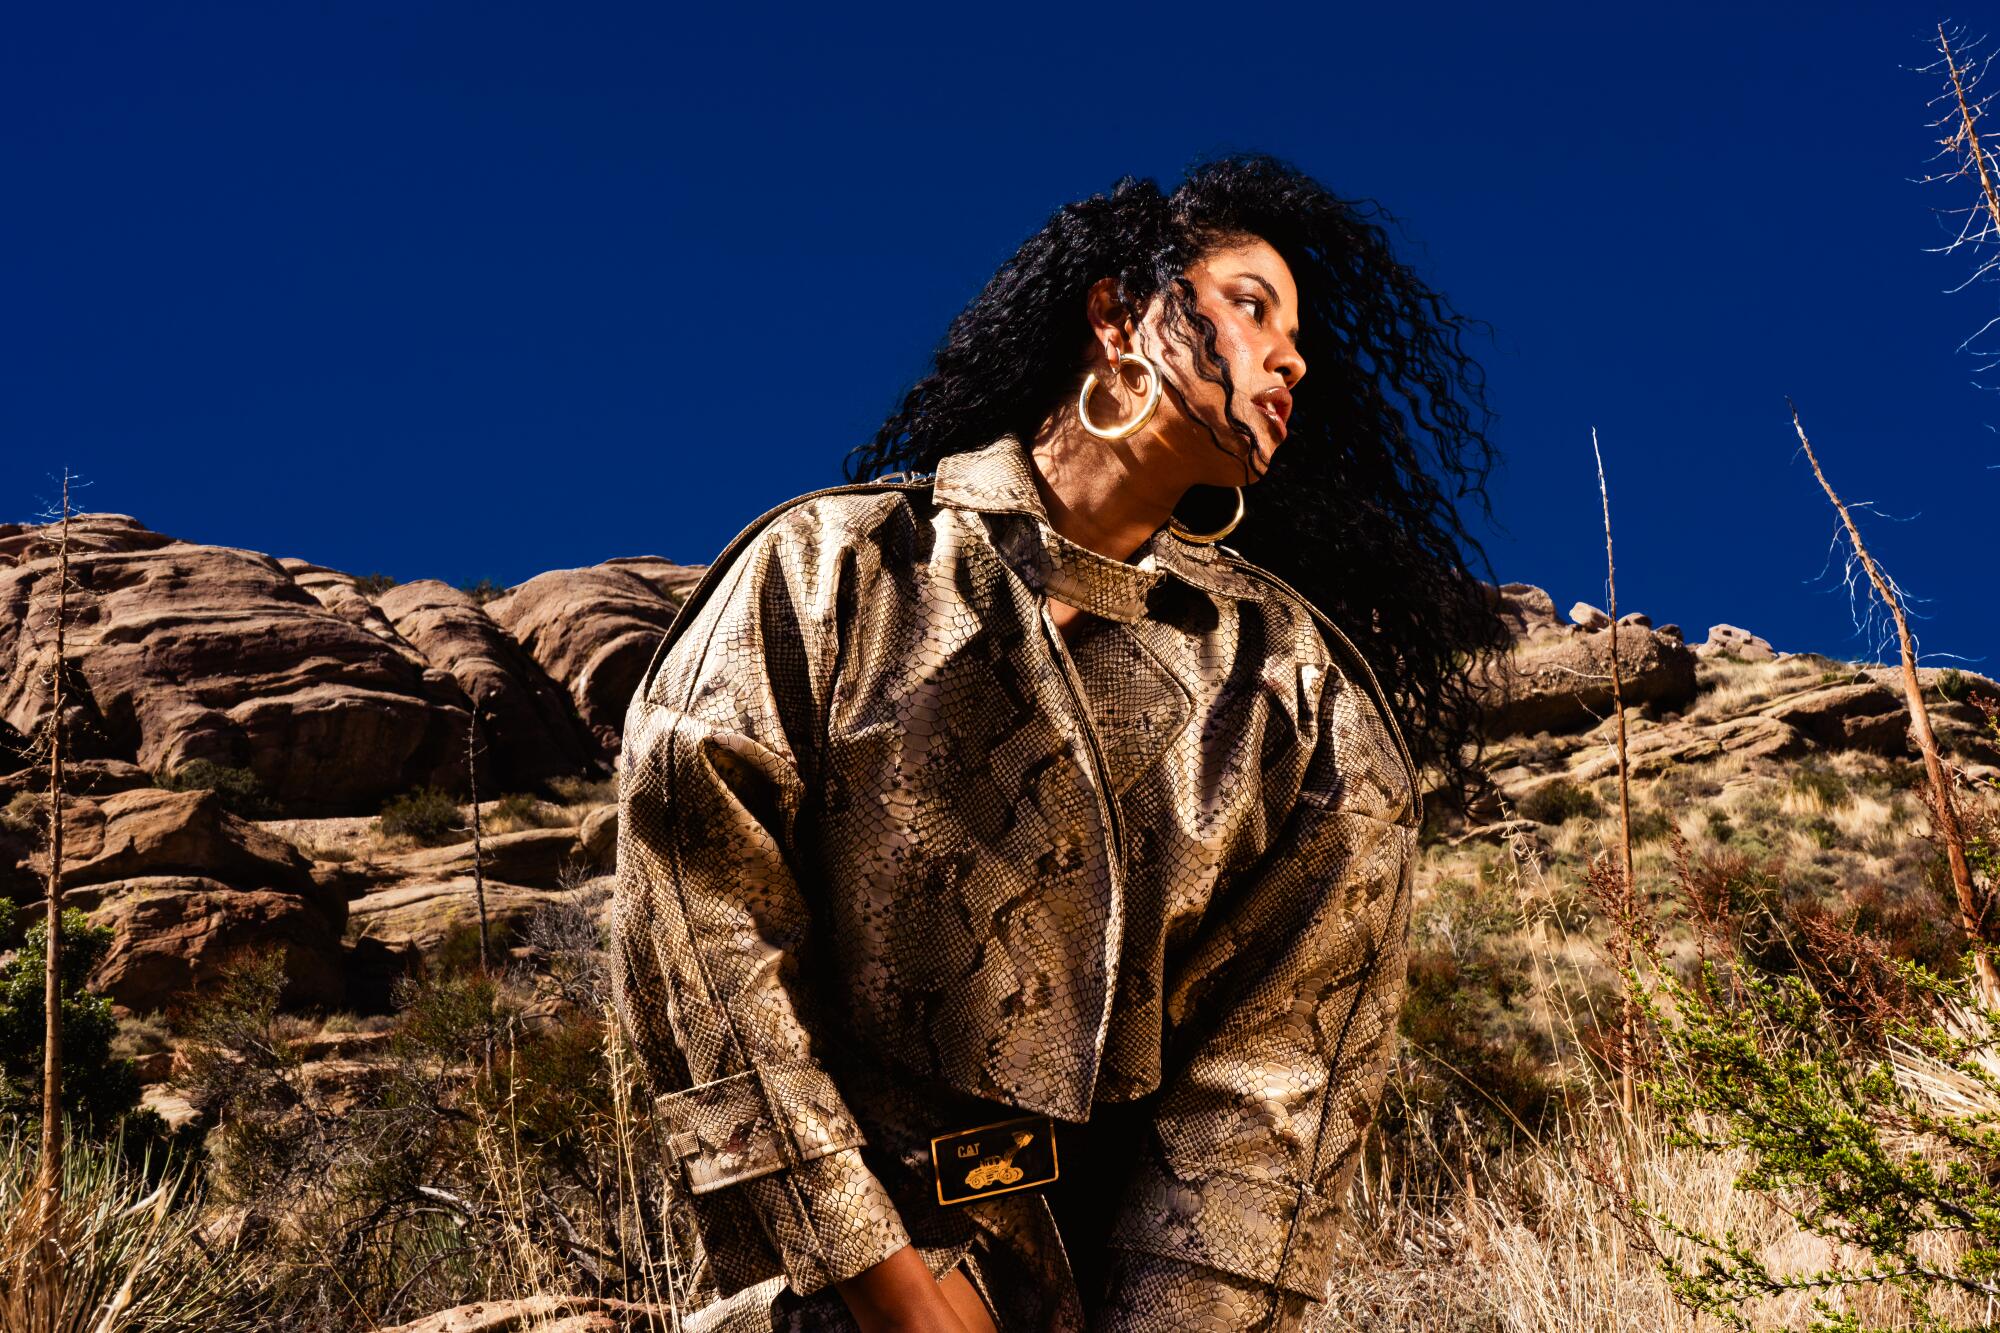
[{"x1": 928, "y1": 1113, "x2": 1060, "y2": 1206}]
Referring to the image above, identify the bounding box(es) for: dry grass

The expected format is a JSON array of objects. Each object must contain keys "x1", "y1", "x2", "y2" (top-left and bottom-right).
[{"x1": 1320, "y1": 1102, "x2": 1998, "y2": 1332}]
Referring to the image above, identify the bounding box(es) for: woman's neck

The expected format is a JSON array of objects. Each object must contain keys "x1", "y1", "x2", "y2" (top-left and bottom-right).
[{"x1": 1025, "y1": 418, "x2": 1186, "y2": 565}]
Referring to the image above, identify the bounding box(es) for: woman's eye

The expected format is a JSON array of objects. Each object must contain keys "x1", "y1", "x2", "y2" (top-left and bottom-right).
[{"x1": 1237, "y1": 296, "x2": 1264, "y2": 323}]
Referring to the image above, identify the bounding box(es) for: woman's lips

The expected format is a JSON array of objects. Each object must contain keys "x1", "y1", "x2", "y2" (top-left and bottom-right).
[{"x1": 1255, "y1": 389, "x2": 1291, "y2": 439}]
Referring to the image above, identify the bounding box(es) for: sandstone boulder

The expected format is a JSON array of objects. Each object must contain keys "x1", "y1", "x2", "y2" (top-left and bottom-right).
[
  {"x1": 1760, "y1": 681, "x2": 1910, "y2": 756},
  {"x1": 381, "y1": 826, "x2": 583, "y2": 890},
  {"x1": 0, "y1": 757, "x2": 153, "y2": 804},
  {"x1": 484, "y1": 562, "x2": 689, "y2": 755},
  {"x1": 282, "y1": 560, "x2": 421, "y2": 656},
  {"x1": 0, "y1": 530, "x2": 469, "y2": 814},
  {"x1": 71, "y1": 875, "x2": 346, "y2": 1011},
  {"x1": 375, "y1": 579, "x2": 606, "y2": 787},
  {"x1": 598, "y1": 555, "x2": 707, "y2": 605},
  {"x1": 580, "y1": 804, "x2": 617, "y2": 870},
  {"x1": 1479, "y1": 625, "x2": 1699, "y2": 737},
  {"x1": 1567, "y1": 714, "x2": 1806, "y2": 781},
  {"x1": 1488, "y1": 583, "x2": 1562, "y2": 639},
  {"x1": 0, "y1": 513, "x2": 174, "y2": 565},
  {"x1": 26, "y1": 787, "x2": 318, "y2": 894},
  {"x1": 1698, "y1": 624, "x2": 1776, "y2": 662},
  {"x1": 1569, "y1": 602, "x2": 1612, "y2": 631},
  {"x1": 347, "y1": 876, "x2": 574, "y2": 957}
]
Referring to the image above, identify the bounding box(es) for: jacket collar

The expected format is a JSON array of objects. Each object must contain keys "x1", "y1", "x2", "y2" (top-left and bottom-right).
[{"x1": 931, "y1": 435, "x2": 1265, "y2": 619}]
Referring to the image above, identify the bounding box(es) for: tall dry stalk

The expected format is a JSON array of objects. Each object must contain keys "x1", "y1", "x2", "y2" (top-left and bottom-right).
[
  {"x1": 37, "y1": 474, "x2": 74, "y2": 1228},
  {"x1": 1788, "y1": 402, "x2": 1997, "y2": 1007},
  {"x1": 468, "y1": 708, "x2": 489, "y2": 977},
  {"x1": 1591, "y1": 429, "x2": 1638, "y2": 1115}
]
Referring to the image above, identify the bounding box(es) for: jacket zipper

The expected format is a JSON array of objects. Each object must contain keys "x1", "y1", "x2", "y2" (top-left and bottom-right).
[{"x1": 1038, "y1": 603, "x2": 1128, "y2": 1074}]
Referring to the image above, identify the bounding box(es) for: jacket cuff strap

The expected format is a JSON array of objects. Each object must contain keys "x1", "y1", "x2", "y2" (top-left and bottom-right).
[
  {"x1": 655, "y1": 1056, "x2": 869, "y2": 1192},
  {"x1": 654, "y1": 1058, "x2": 910, "y2": 1296},
  {"x1": 1107, "y1": 1150, "x2": 1339, "y2": 1300}
]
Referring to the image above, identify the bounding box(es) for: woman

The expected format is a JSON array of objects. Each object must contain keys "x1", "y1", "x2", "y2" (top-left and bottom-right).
[{"x1": 612, "y1": 154, "x2": 1503, "y2": 1332}]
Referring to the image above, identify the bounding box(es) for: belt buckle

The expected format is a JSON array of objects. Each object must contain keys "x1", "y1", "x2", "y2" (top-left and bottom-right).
[{"x1": 928, "y1": 1113, "x2": 1060, "y2": 1206}]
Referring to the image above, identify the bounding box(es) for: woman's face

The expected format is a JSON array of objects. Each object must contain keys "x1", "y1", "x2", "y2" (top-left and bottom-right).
[{"x1": 1100, "y1": 237, "x2": 1307, "y2": 488}]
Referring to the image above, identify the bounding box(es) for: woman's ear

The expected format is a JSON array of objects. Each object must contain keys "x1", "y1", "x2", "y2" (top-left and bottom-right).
[{"x1": 1085, "y1": 277, "x2": 1132, "y2": 368}]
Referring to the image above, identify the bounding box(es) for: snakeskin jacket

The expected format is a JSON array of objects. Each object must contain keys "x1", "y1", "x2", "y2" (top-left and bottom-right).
[{"x1": 611, "y1": 433, "x2": 1420, "y2": 1331}]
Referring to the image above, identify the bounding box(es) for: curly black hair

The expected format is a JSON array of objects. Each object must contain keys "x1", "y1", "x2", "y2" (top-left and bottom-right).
[{"x1": 845, "y1": 152, "x2": 1508, "y2": 797}]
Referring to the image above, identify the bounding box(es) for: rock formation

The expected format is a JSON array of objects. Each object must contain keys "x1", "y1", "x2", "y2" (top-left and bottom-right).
[
  {"x1": 482, "y1": 558, "x2": 694, "y2": 753},
  {"x1": 1479, "y1": 584, "x2": 1699, "y2": 737}
]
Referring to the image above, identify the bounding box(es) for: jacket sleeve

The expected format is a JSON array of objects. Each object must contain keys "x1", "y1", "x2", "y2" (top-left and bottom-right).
[
  {"x1": 610, "y1": 511, "x2": 912, "y2": 1298},
  {"x1": 1098, "y1": 653, "x2": 1419, "y2": 1331}
]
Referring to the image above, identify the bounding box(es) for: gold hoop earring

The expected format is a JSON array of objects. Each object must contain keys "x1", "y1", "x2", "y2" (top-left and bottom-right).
[
  {"x1": 1077, "y1": 350, "x2": 1163, "y2": 441},
  {"x1": 1168, "y1": 487, "x2": 1246, "y2": 545}
]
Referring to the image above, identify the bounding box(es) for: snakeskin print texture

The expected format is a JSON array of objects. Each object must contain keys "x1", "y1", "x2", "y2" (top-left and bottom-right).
[{"x1": 612, "y1": 434, "x2": 1420, "y2": 1330}]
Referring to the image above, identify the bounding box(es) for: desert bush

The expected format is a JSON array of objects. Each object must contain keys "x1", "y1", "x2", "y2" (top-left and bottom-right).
[
  {"x1": 458, "y1": 577, "x2": 506, "y2": 605},
  {"x1": 352, "y1": 572, "x2": 397, "y2": 596},
  {"x1": 0, "y1": 1121, "x2": 255, "y2": 1331},
  {"x1": 525, "y1": 886, "x2": 611, "y2": 1011},
  {"x1": 1521, "y1": 778, "x2": 1601, "y2": 825},
  {"x1": 1627, "y1": 808, "x2": 1673, "y2": 844},
  {"x1": 0, "y1": 791, "x2": 44, "y2": 837},
  {"x1": 1790, "y1": 762, "x2": 1852, "y2": 809},
  {"x1": 0, "y1": 903, "x2": 153, "y2": 1138},
  {"x1": 173, "y1": 942, "x2": 695, "y2": 1328},
  {"x1": 374, "y1": 785, "x2": 464, "y2": 846},
  {"x1": 548, "y1": 774, "x2": 616, "y2": 806},
  {"x1": 1637, "y1": 952, "x2": 2000, "y2": 1329},
  {"x1": 489, "y1": 791, "x2": 569, "y2": 831},
  {"x1": 433, "y1": 918, "x2": 515, "y2": 976},
  {"x1": 155, "y1": 758, "x2": 274, "y2": 817}
]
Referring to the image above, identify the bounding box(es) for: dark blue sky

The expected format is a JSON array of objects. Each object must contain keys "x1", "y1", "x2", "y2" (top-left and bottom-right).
[{"x1": 5, "y1": 3, "x2": 1992, "y2": 669}]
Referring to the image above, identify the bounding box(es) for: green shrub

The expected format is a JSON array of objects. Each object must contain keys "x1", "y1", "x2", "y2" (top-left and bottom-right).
[
  {"x1": 157, "y1": 759, "x2": 274, "y2": 817},
  {"x1": 1628, "y1": 808, "x2": 1674, "y2": 844},
  {"x1": 1705, "y1": 809, "x2": 1735, "y2": 843},
  {"x1": 352, "y1": 572, "x2": 397, "y2": 596},
  {"x1": 1520, "y1": 778, "x2": 1601, "y2": 825},
  {"x1": 433, "y1": 918, "x2": 515, "y2": 977},
  {"x1": 457, "y1": 577, "x2": 507, "y2": 605},
  {"x1": 1938, "y1": 667, "x2": 1970, "y2": 702},
  {"x1": 0, "y1": 905, "x2": 149, "y2": 1136},
  {"x1": 375, "y1": 786, "x2": 464, "y2": 846},
  {"x1": 547, "y1": 774, "x2": 616, "y2": 806},
  {"x1": 1802, "y1": 814, "x2": 1842, "y2": 850},
  {"x1": 1790, "y1": 762, "x2": 1852, "y2": 809},
  {"x1": 0, "y1": 791, "x2": 44, "y2": 837},
  {"x1": 488, "y1": 791, "x2": 567, "y2": 830},
  {"x1": 1640, "y1": 943, "x2": 2000, "y2": 1330}
]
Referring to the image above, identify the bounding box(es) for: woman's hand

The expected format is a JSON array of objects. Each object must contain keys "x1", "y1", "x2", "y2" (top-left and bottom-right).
[{"x1": 835, "y1": 1244, "x2": 998, "y2": 1333}]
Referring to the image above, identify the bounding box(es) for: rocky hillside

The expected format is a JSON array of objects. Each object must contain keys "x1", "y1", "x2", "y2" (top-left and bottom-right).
[
  {"x1": 0, "y1": 513, "x2": 703, "y2": 1016},
  {"x1": 3, "y1": 518, "x2": 1996, "y2": 1330},
  {"x1": 0, "y1": 519, "x2": 1993, "y2": 1032}
]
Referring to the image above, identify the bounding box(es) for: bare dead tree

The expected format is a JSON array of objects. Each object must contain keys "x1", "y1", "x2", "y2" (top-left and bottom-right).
[
  {"x1": 1788, "y1": 402, "x2": 1999, "y2": 1008},
  {"x1": 1919, "y1": 24, "x2": 2000, "y2": 386},
  {"x1": 1591, "y1": 429, "x2": 1639, "y2": 1115}
]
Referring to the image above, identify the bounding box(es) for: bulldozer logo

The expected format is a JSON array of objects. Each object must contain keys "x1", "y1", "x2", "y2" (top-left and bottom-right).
[
  {"x1": 929, "y1": 1114, "x2": 1059, "y2": 1206},
  {"x1": 963, "y1": 1131, "x2": 1035, "y2": 1191}
]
